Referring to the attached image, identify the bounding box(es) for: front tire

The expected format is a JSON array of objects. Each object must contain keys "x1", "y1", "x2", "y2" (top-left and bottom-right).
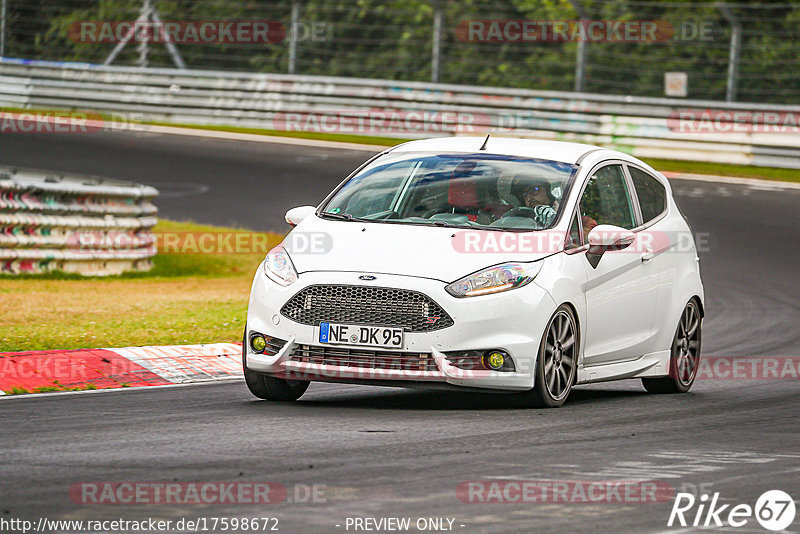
[
  {"x1": 242, "y1": 331, "x2": 309, "y2": 401},
  {"x1": 642, "y1": 299, "x2": 702, "y2": 394},
  {"x1": 526, "y1": 305, "x2": 578, "y2": 408}
]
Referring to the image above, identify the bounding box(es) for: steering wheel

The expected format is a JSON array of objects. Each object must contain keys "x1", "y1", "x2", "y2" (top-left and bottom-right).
[
  {"x1": 504, "y1": 206, "x2": 536, "y2": 219},
  {"x1": 422, "y1": 207, "x2": 450, "y2": 219}
]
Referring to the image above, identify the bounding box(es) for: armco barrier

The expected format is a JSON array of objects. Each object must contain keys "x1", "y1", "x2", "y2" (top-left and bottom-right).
[
  {"x1": 0, "y1": 167, "x2": 158, "y2": 275},
  {"x1": 1, "y1": 59, "x2": 800, "y2": 168}
]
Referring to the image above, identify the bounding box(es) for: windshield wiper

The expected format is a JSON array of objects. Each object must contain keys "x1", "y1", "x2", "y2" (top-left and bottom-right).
[
  {"x1": 320, "y1": 212, "x2": 359, "y2": 221},
  {"x1": 322, "y1": 212, "x2": 526, "y2": 231},
  {"x1": 427, "y1": 220, "x2": 459, "y2": 228}
]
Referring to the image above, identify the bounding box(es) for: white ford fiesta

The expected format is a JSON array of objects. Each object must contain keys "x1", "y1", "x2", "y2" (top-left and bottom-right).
[{"x1": 244, "y1": 137, "x2": 704, "y2": 407}]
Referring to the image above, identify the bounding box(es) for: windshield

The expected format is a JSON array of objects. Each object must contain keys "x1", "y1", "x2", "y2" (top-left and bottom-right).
[{"x1": 320, "y1": 152, "x2": 578, "y2": 230}]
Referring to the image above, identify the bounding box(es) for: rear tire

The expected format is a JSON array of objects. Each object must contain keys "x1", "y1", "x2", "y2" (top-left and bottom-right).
[
  {"x1": 526, "y1": 305, "x2": 578, "y2": 408},
  {"x1": 242, "y1": 330, "x2": 309, "y2": 401},
  {"x1": 642, "y1": 300, "x2": 702, "y2": 394}
]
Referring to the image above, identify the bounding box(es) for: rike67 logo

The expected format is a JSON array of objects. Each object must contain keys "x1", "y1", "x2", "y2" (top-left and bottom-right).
[{"x1": 668, "y1": 490, "x2": 796, "y2": 531}]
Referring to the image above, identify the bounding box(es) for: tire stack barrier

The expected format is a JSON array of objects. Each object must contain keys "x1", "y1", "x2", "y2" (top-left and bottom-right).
[{"x1": 0, "y1": 167, "x2": 158, "y2": 275}]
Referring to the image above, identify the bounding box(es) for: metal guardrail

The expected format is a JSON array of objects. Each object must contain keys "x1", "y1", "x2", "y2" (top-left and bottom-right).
[
  {"x1": 1, "y1": 59, "x2": 799, "y2": 169},
  {"x1": 0, "y1": 166, "x2": 158, "y2": 275}
]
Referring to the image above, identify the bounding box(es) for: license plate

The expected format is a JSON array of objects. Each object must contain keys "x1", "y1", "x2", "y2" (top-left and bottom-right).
[{"x1": 319, "y1": 322, "x2": 404, "y2": 348}]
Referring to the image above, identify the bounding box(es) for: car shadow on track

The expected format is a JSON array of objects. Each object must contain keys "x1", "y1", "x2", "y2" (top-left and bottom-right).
[{"x1": 246, "y1": 383, "x2": 651, "y2": 411}]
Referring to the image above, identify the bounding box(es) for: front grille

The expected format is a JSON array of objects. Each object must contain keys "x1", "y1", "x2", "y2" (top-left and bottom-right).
[
  {"x1": 280, "y1": 285, "x2": 454, "y2": 332},
  {"x1": 290, "y1": 344, "x2": 438, "y2": 372}
]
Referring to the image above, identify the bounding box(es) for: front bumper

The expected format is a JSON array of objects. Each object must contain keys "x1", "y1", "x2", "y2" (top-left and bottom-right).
[{"x1": 246, "y1": 269, "x2": 557, "y2": 391}]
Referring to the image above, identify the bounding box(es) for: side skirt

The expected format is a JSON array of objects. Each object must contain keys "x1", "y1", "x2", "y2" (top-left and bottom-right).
[{"x1": 576, "y1": 350, "x2": 670, "y2": 384}]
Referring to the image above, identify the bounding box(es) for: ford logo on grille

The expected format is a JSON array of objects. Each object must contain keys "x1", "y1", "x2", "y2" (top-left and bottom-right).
[{"x1": 359, "y1": 275, "x2": 377, "y2": 280}]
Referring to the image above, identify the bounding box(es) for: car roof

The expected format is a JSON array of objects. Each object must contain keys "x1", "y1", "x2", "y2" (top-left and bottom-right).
[{"x1": 389, "y1": 136, "x2": 610, "y2": 165}]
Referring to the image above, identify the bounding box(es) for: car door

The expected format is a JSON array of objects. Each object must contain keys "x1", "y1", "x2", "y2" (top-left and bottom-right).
[
  {"x1": 626, "y1": 163, "x2": 676, "y2": 348},
  {"x1": 578, "y1": 163, "x2": 658, "y2": 366}
]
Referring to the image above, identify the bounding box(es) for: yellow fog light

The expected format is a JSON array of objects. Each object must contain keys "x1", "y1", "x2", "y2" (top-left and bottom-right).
[
  {"x1": 250, "y1": 334, "x2": 267, "y2": 353},
  {"x1": 484, "y1": 351, "x2": 505, "y2": 370}
]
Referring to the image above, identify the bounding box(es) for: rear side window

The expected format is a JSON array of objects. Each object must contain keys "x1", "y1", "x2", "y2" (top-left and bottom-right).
[
  {"x1": 579, "y1": 164, "x2": 636, "y2": 230},
  {"x1": 629, "y1": 166, "x2": 667, "y2": 224}
]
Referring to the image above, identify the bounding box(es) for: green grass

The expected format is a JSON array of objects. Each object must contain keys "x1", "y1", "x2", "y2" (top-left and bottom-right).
[
  {"x1": 6, "y1": 384, "x2": 101, "y2": 395},
  {"x1": 152, "y1": 121, "x2": 409, "y2": 147},
  {"x1": 33, "y1": 385, "x2": 62, "y2": 393},
  {"x1": 132, "y1": 219, "x2": 284, "y2": 278},
  {"x1": 643, "y1": 158, "x2": 800, "y2": 183}
]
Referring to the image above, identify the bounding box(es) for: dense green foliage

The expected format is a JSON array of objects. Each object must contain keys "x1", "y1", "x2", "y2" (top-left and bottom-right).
[{"x1": 4, "y1": 0, "x2": 799, "y2": 103}]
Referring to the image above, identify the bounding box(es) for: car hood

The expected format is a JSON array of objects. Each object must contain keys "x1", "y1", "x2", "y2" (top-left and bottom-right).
[{"x1": 283, "y1": 215, "x2": 558, "y2": 282}]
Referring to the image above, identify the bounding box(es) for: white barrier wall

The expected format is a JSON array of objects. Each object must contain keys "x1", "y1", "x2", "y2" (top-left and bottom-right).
[
  {"x1": 0, "y1": 167, "x2": 158, "y2": 275},
  {"x1": 1, "y1": 59, "x2": 800, "y2": 168}
]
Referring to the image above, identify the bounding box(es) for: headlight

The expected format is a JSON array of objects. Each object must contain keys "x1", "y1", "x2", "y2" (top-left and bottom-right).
[
  {"x1": 445, "y1": 262, "x2": 542, "y2": 298},
  {"x1": 262, "y1": 245, "x2": 298, "y2": 286}
]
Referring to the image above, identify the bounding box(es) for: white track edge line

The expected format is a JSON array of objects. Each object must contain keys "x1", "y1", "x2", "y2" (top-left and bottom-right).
[{"x1": 0, "y1": 377, "x2": 242, "y2": 401}]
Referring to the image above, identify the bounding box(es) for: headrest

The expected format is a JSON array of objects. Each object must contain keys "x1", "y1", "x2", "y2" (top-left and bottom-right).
[{"x1": 448, "y1": 178, "x2": 479, "y2": 208}]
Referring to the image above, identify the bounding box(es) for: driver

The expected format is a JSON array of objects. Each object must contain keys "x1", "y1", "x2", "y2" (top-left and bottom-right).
[{"x1": 510, "y1": 177, "x2": 557, "y2": 227}]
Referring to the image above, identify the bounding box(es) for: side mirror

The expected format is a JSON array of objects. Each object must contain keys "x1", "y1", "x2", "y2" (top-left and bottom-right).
[
  {"x1": 586, "y1": 224, "x2": 635, "y2": 268},
  {"x1": 285, "y1": 205, "x2": 316, "y2": 227}
]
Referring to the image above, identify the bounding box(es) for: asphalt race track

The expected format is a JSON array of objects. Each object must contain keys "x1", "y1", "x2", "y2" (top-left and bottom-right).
[{"x1": 1, "y1": 130, "x2": 799, "y2": 533}]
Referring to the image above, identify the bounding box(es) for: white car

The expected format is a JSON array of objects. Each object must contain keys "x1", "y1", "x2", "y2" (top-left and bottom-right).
[{"x1": 244, "y1": 137, "x2": 703, "y2": 407}]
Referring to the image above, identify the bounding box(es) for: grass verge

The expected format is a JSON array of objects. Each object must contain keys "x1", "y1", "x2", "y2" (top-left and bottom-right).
[
  {"x1": 0, "y1": 219, "x2": 284, "y2": 352},
  {"x1": 643, "y1": 158, "x2": 800, "y2": 183},
  {"x1": 152, "y1": 121, "x2": 409, "y2": 147}
]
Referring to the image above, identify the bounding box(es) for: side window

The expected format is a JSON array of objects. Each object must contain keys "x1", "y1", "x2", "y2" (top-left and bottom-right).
[
  {"x1": 579, "y1": 165, "x2": 636, "y2": 230},
  {"x1": 566, "y1": 212, "x2": 582, "y2": 250},
  {"x1": 629, "y1": 166, "x2": 667, "y2": 224}
]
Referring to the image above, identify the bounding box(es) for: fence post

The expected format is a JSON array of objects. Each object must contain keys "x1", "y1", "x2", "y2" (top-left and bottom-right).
[
  {"x1": 150, "y1": 7, "x2": 186, "y2": 69},
  {"x1": 288, "y1": 0, "x2": 300, "y2": 74},
  {"x1": 137, "y1": 0, "x2": 152, "y2": 68},
  {"x1": 718, "y1": 2, "x2": 741, "y2": 102},
  {"x1": 569, "y1": 0, "x2": 588, "y2": 92},
  {"x1": 431, "y1": 0, "x2": 443, "y2": 83}
]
